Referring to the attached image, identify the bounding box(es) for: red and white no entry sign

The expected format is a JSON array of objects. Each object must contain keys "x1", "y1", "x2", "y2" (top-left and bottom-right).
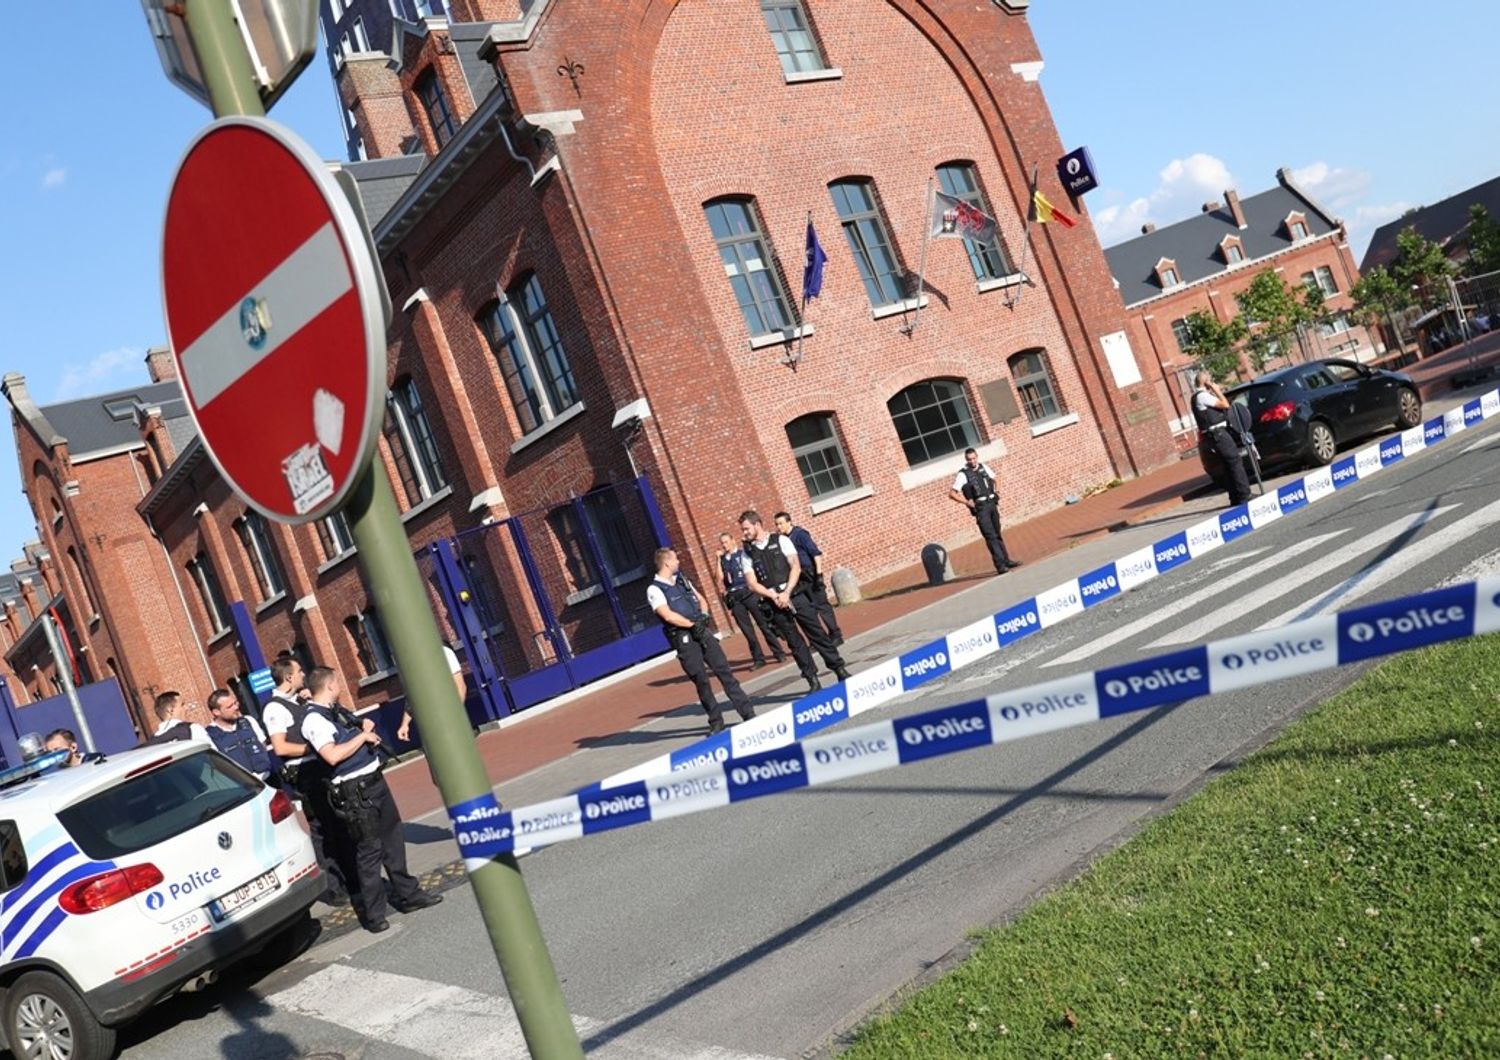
[{"x1": 161, "y1": 116, "x2": 385, "y2": 523}]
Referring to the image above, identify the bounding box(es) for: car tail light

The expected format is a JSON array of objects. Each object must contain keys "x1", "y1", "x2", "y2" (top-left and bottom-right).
[
  {"x1": 269, "y1": 790, "x2": 295, "y2": 824},
  {"x1": 124, "y1": 756, "x2": 174, "y2": 779},
  {"x1": 1258, "y1": 401, "x2": 1296, "y2": 423},
  {"x1": 59, "y1": 864, "x2": 164, "y2": 915}
]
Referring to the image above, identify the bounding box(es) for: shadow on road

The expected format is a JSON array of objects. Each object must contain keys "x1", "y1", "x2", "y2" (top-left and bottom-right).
[{"x1": 579, "y1": 702, "x2": 1185, "y2": 1053}]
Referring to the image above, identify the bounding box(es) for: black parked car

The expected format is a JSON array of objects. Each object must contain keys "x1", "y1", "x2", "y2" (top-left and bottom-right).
[{"x1": 1200, "y1": 358, "x2": 1422, "y2": 486}]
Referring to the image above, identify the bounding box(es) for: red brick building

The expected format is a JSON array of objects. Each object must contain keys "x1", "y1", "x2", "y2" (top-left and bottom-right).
[
  {"x1": 1106, "y1": 170, "x2": 1375, "y2": 446},
  {"x1": 2, "y1": 362, "x2": 212, "y2": 730},
  {"x1": 10, "y1": 0, "x2": 1183, "y2": 717}
]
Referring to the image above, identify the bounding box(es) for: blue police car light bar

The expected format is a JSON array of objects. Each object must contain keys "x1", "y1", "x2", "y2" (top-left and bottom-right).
[
  {"x1": 450, "y1": 577, "x2": 1500, "y2": 865},
  {"x1": 0, "y1": 749, "x2": 73, "y2": 790},
  {"x1": 571, "y1": 389, "x2": 1500, "y2": 801}
]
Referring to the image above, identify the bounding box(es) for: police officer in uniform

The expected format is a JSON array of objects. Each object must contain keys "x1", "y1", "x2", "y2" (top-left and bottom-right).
[
  {"x1": 648, "y1": 548, "x2": 757, "y2": 734},
  {"x1": 717, "y1": 531, "x2": 784, "y2": 669},
  {"x1": 1192, "y1": 371, "x2": 1252, "y2": 506},
  {"x1": 263, "y1": 657, "x2": 349, "y2": 906},
  {"x1": 948, "y1": 448, "x2": 1021, "y2": 575},
  {"x1": 773, "y1": 512, "x2": 843, "y2": 646},
  {"x1": 300, "y1": 667, "x2": 440, "y2": 933},
  {"x1": 739, "y1": 510, "x2": 851, "y2": 691},
  {"x1": 205, "y1": 688, "x2": 275, "y2": 784}
]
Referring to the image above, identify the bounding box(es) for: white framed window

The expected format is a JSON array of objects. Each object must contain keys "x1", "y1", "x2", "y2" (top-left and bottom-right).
[
  {"x1": 348, "y1": 609, "x2": 395, "y2": 676},
  {"x1": 888, "y1": 379, "x2": 979, "y2": 467},
  {"x1": 704, "y1": 198, "x2": 796, "y2": 337},
  {"x1": 318, "y1": 510, "x2": 355, "y2": 559},
  {"x1": 1225, "y1": 243, "x2": 1245, "y2": 264},
  {"x1": 187, "y1": 552, "x2": 229, "y2": 635},
  {"x1": 937, "y1": 162, "x2": 1010, "y2": 280},
  {"x1": 786, "y1": 413, "x2": 857, "y2": 500},
  {"x1": 480, "y1": 276, "x2": 581, "y2": 436},
  {"x1": 1170, "y1": 317, "x2": 1196, "y2": 354},
  {"x1": 351, "y1": 16, "x2": 370, "y2": 52},
  {"x1": 760, "y1": 0, "x2": 826, "y2": 75},
  {"x1": 1008, "y1": 349, "x2": 1065, "y2": 423},
  {"x1": 1321, "y1": 311, "x2": 1352, "y2": 337},
  {"x1": 1160, "y1": 265, "x2": 1180, "y2": 287},
  {"x1": 235, "y1": 512, "x2": 286, "y2": 601},
  {"x1": 385, "y1": 378, "x2": 448, "y2": 507},
  {"x1": 831, "y1": 179, "x2": 905, "y2": 307}
]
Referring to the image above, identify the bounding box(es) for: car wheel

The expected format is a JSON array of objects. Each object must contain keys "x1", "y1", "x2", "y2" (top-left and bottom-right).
[
  {"x1": 3, "y1": 971, "x2": 116, "y2": 1060},
  {"x1": 1396, "y1": 387, "x2": 1422, "y2": 429},
  {"x1": 1308, "y1": 420, "x2": 1337, "y2": 465}
]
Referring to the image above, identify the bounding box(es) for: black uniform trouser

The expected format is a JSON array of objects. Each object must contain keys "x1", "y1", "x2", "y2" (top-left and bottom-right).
[
  {"x1": 725, "y1": 589, "x2": 783, "y2": 663},
  {"x1": 293, "y1": 766, "x2": 350, "y2": 898},
  {"x1": 807, "y1": 578, "x2": 843, "y2": 643},
  {"x1": 788, "y1": 588, "x2": 845, "y2": 672},
  {"x1": 1208, "y1": 427, "x2": 1253, "y2": 505},
  {"x1": 672, "y1": 627, "x2": 754, "y2": 727},
  {"x1": 974, "y1": 503, "x2": 1013, "y2": 573},
  {"x1": 759, "y1": 601, "x2": 820, "y2": 681},
  {"x1": 335, "y1": 772, "x2": 420, "y2": 923}
]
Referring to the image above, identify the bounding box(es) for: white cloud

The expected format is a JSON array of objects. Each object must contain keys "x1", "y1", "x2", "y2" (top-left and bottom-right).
[
  {"x1": 1290, "y1": 160, "x2": 1416, "y2": 259},
  {"x1": 1093, "y1": 152, "x2": 1237, "y2": 245},
  {"x1": 40, "y1": 167, "x2": 66, "y2": 190},
  {"x1": 53, "y1": 347, "x2": 145, "y2": 401}
]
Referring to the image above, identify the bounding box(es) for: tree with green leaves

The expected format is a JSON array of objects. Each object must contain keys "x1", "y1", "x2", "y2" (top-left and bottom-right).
[
  {"x1": 1182, "y1": 310, "x2": 1246, "y2": 383},
  {"x1": 1350, "y1": 264, "x2": 1414, "y2": 354},
  {"x1": 1390, "y1": 226, "x2": 1455, "y2": 308},
  {"x1": 1465, "y1": 204, "x2": 1500, "y2": 276},
  {"x1": 1235, "y1": 269, "x2": 1320, "y2": 372}
]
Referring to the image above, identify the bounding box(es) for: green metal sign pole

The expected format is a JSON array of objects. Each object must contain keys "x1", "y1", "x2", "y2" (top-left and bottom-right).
[{"x1": 180, "y1": 3, "x2": 583, "y2": 1056}]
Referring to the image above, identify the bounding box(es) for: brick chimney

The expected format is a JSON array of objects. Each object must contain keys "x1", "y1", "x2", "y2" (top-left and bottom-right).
[
  {"x1": 3, "y1": 602, "x2": 20, "y2": 641},
  {"x1": 17, "y1": 578, "x2": 38, "y2": 622},
  {"x1": 1201, "y1": 200, "x2": 1222, "y2": 214},
  {"x1": 144, "y1": 346, "x2": 176, "y2": 383},
  {"x1": 138, "y1": 406, "x2": 176, "y2": 475},
  {"x1": 1225, "y1": 189, "x2": 1248, "y2": 229},
  {"x1": 339, "y1": 57, "x2": 419, "y2": 160},
  {"x1": 1140, "y1": 222, "x2": 1156, "y2": 235}
]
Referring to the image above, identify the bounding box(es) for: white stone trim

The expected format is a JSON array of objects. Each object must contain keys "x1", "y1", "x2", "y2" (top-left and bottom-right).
[
  {"x1": 510, "y1": 402, "x2": 586, "y2": 454},
  {"x1": 976, "y1": 273, "x2": 1028, "y2": 294},
  {"x1": 809, "y1": 485, "x2": 874, "y2": 515},
  {"x1": 1010, "y1": 61, "x2": 1044, "y2": 82},
  {"x1": 611, "y1": 398, "x2": 652, "y2": 428},
  {"x1": 749, "y1": 324, "x2": 813, "y2": 350},
  {"x1": 524, "y1": 110, "x2": 584, "y2": 136},
  {"x1": 402, "y1": 288, "x2": 430, "y2": 312},
  {"x1": 871, "y1": 295, "x2": 929, "y2": 321},
  {"x1": 469, "y1": 486, "x2": 505, "y2": 512},
  {"x1": 1028, "y1": 412, "x2": 1080, "y2": 438},
  {"x1": 785, "y1": 68, "x2": 842, "y2": 84},
  {"x1": 899, "y1": 438, "x2": 1007, "y2": 492}
]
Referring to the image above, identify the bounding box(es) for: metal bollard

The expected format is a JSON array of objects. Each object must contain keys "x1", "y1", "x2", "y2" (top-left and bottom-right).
[{"x1": 920, "y1": 544, "x2": 954, "y2": 586}]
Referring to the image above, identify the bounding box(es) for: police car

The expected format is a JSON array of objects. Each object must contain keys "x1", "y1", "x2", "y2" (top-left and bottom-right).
[{"x1": 0, "y1": 741, "x2": 321, "y2": 1059}]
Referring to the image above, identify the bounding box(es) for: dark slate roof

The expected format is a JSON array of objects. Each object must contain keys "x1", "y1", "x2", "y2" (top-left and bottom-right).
[
  {"x1": 340, "y1": 154, "x2": 427, "y2": 229},
  {"x1": 38, "y1": 380, "x2": 189, "y2": 459},
  {"x1": 451, "y1": 21, "x2": 502, "y2": 106},
  {"x1": 1105, "y1": 181, "x2": 1338, "y2": 308},
  {"x1": 1360, "y1": 174, "x2": 1500, "y2": 273}
]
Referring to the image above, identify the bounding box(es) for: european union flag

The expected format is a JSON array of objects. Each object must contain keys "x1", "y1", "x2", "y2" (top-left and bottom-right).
[{"x1": 803, "y1": 220, "x2": 827, "y2": 302}]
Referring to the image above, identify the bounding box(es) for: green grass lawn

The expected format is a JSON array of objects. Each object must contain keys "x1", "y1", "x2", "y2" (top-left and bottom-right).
[{"x1": 845, "y1": 635, "x2": 1500, "y2": 1058}]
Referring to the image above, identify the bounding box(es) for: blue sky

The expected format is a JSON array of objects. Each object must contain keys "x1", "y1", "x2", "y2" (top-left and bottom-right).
[{"x1": 1, "y1": 2, "x2": 1496, "y2": 559}]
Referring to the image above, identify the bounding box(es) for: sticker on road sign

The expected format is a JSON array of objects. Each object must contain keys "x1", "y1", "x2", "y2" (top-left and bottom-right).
[{"x1": 283, "y1": 443, "x2": 334, "y2": 515}]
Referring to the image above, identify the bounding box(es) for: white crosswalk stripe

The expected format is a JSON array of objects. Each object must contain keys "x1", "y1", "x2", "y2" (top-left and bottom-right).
[
  {"x1": 1148, "y1": 505, "x2": 1457, "y2": 647},
  {"x1": 1460, "y1": 432, "x2": 1500, "y2": 455},
  {"x1": 1042, "y1": 530, "x2": 1349, "y2": 669},
  {"x1": 271, "y1": 963, "x2": 780, "y2": 1060},
  {"x1": 1255, "y1": 496, "x2": 1500, "y2": 629}
]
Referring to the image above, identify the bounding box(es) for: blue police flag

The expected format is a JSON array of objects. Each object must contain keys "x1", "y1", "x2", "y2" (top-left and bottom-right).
[{"x1": 803, "y1": 219, "x2": 828, "y2": 302}]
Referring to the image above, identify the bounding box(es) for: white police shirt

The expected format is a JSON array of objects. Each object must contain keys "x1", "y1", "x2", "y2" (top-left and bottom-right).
[
  {"x1": 301, "y1": 705, "x2": 381, "y2": 783},
  {"x1": 645, "y1": 577, "x2": 673, "y2": 613},
  {"x1": 262, "y1": 696, "x2": 314, "y2": 765},
  {"x1": 152, "y1": 718, "x2": 212, "y2": 744},
  {"x1": 740, "y1": 535, "x2": 797, "y2": 581},
  {"x1": 952, "y1": 463, "x2": 996, "y2": 492}
]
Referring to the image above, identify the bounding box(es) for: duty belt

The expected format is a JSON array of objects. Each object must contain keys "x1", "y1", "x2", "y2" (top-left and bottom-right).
[{"x1": 973, "y1": 494, "x2": 997, "y2": 504}]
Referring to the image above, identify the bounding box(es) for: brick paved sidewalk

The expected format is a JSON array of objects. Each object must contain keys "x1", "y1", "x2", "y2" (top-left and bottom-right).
[
  {"x1": 380, "y1": 346, "x2": 1499, "y2": 824},
  {"x1": 380, "y1": 453, "x2": 1213, "y2": 822}
]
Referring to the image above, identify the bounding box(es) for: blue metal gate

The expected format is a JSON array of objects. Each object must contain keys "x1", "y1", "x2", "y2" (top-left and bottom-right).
[{"x1": 422, "y1": 474, "x2": 672, "y2": 721}]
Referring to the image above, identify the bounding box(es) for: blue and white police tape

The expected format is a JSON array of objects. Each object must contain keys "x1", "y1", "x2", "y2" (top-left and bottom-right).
[
  {"x1": 450, "y1": 577, "x2": 1500, "y2": 865},
  {"x1": 576, "y1": 387, "x2": 1500, "y2": 797}
]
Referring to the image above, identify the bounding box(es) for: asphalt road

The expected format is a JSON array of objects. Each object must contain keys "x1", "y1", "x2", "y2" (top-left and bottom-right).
[{"x1": 106, "y1": 393, "x2": 1500, "y2": 1060}]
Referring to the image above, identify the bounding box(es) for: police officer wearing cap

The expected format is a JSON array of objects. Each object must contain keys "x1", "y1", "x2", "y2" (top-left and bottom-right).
[
  {"x1": 739, "y1": 509, "x2": 851, "y2": 690},
  {"x1": 300, "y1": 666, "x2": 440, "y2": 933},
  {"x1": 717, "y1": 531, "x2": 784, "y2": 669},
  {"x1": 949, "y1": 447, "x2": 1020, "y2": 575},
  {"x1": 263, "y1": 657, "x2": 349, "y2": 906},
  {"x1": 1192, "y1": 370, "x2": 1252, "y2": 506},
  {"x1": 648, "y1": 548, "x2": 757, "y2": 734}
]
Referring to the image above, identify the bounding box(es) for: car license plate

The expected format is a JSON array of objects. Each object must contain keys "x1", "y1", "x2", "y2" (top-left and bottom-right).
[{"x1": 209, "y1": 870, "x2": 280, "y2": 921}]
